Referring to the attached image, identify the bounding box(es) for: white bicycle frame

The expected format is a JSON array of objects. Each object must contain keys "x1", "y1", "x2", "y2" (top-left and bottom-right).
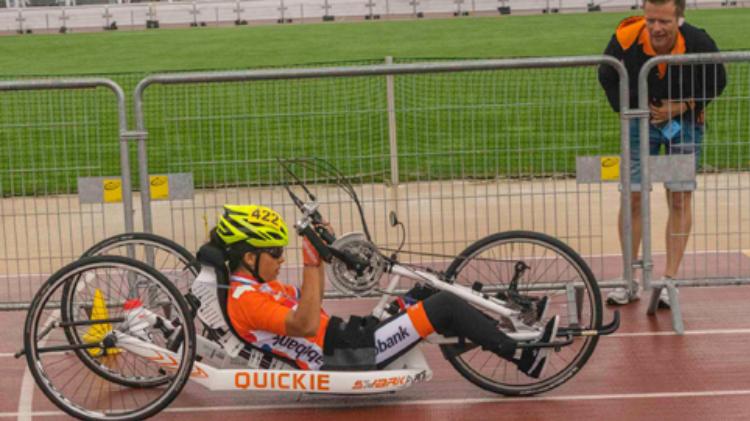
[
  {"x1": 112, "y1": 253, "x2": 546, "y2": 396},
  {"x1": 376, "y1": 263, "x2": 542, "y2": 342},
  {"x1": 117, "y1": 332, "x2": 432, "y2": 394}
]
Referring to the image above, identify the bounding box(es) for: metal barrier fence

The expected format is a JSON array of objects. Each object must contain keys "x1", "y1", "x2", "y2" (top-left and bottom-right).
[
  {"x1": 132, "y1": 56, "x2": 631, "y2": 292},
  {"x1": 1, "y1": 58, "x2": 631, "y2": 309},
  {"x1": 0, "y1": 78, "x2": 133, "y2": 309},
  {"x1": 635, "y1": 52, "x2": 750, "y2": 333},
  {"x1": 1, "y1": 53, "x2": 748, "y2": 337}
]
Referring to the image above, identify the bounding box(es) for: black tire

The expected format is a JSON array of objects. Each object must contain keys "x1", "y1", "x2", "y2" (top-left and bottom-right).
[
  {"x1": 440, "y1": 231, "x2": 602, "y2": 396},
  {"x1": 81, "y1": 232, "x2": 199, "y2": 289},
  {"x1": 61, "y1": 233, "x2": 198, "y2": 388},
  {"x1": 24, "y1": 256, "x2": 196, "y2": 421}
]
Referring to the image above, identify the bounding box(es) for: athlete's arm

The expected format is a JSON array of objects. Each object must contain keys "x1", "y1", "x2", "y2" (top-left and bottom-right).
[
  {"x1": 284, "y1": 225, "x2": 332, "y2": 337},
  {"x1": 284, "y1": 263, "x2": 324, "y2": 337}
]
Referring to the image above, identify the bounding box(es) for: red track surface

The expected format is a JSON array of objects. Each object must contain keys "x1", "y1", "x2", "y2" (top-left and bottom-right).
[{"x1": 3, "y1": 286, "x2": 750, "y2": 420}]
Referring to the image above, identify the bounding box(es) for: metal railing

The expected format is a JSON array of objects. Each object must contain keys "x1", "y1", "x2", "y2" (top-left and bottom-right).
[
  {"x1": 636, "y1": 52, "x2": 750, "y2": 333},
  {"x1": 0, "y1": 78, "x2": 132, "y2": 309},
  {"x1": 132, "y1": 56, "x2": 631, "y2": 292},
  {"x1": 2, "y1": 53, "x2": 749, "y2": 338}
]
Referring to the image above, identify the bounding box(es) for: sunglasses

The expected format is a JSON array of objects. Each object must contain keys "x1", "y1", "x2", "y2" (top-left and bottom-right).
[{"x1": 262, "y1": 247, "x2": 284, "y2": 259}]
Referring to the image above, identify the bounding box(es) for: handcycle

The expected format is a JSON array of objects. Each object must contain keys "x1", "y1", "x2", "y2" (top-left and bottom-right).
[{"x1": 18, "y1": 158, "x2": 619, "y2": 421}]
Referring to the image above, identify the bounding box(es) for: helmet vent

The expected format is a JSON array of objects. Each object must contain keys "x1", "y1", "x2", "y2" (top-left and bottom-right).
[{"x1": 245, "y1": 231, "x2": 264, "y2": 240}]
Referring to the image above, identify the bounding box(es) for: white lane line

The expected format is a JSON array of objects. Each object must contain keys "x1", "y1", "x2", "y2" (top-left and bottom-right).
[
  {"x1": 18, "y1": 309, "x2": 60, "y2": 421},
  {"x1": 5, "y1": 389, "x2": 750, "y2": 418},
  {"x1": 7, "y1": 327, "x2": 750, "y2": 419},
  {"x1": 17, "y1": 358, "x2": 36, "y2": 421},
  {"x1": 0, "y1": 353, "x2": 15, "y2": 358},
  {"x1": 609, "y1": 328, "x2": 750, "y2": 338},
  {"x1": 0, "y1": 412, "x2": 62, "y2": 419}
]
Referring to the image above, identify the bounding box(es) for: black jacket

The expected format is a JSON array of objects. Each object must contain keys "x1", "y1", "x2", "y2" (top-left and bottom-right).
[{"x1": 598, "y1": 16, "x2": 727, "y2": 121}]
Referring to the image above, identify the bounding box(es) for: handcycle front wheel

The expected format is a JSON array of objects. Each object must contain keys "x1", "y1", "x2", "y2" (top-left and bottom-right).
[
  {"x1": 60, "y1": 232, "x2": 199, "y2": 388},
  {"x1": 24, "y1": 255, "x2": 196, "y2": 421},
  {"x1": 440, "y1": 230, "x2": 602, "y2": 396}
]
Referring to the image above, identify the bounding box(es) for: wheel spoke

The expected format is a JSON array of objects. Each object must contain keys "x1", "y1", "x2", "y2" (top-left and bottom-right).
[
  {"x1": 440, "y1": 231, "x2": 602, "y2": 396},
  {"x1": 25, "y1": 256, "x2": 196, "y2": 420}
]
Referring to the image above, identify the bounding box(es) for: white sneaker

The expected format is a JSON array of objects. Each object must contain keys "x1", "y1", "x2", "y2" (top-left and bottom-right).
[
  {"x1": 606, "y1": 280, "x2": 641, "y2": 305},
  {"x1": 657, "y1": 280, "x2": 678, "y2": 309}
]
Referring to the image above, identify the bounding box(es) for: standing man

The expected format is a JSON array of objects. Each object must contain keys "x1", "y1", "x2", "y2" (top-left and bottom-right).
[{"x1": 598, "y1": 0, "x2": 726, "y2": 307}]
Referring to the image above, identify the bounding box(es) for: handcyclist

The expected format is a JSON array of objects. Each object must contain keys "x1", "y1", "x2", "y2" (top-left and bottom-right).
[{"x1": 208, "y1": 204, "x2": 559, "y2": 378}]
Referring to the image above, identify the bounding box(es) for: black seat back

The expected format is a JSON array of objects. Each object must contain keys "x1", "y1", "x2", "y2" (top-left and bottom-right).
[
  {"x1": 196, "y1": 243, "x2": 228, "y2": 277},
  {"x1": 196, "y1": 243, "x2": 232, "y2": 317}
]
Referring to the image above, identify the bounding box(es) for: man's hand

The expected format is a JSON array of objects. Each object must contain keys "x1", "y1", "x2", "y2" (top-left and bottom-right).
[{"x1": 649, "y1": 100, "x2": 692, "y2": 125}]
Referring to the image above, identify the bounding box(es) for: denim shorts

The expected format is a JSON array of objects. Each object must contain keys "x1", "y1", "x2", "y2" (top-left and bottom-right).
[{"x1": 627, "y1": 119, "x2": 704, "y2": 192}]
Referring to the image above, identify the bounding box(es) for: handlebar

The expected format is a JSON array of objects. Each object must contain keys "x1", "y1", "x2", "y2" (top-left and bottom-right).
[
  {"x1": 287, "y1": 184, "x2": 373, "y2": 274},
  {"x1": 297, "y1": 218, "x2": 333, "y2": 263},
  {"x1": 294, "y1": 200, "x2": 337, "y2": 245},
  {"x1": 295, "y1": 213, "x2": 371, "y2": 274},
  {"x1": 316, "y1": 224, "x2": 336, "y2": 245}
]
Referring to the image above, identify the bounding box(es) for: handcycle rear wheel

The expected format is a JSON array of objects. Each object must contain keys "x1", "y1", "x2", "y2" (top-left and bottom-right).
[
  {"x1": 24, "y1": 255, "x2": 196, "y2": 421},
  {"x1": 60, "y1": 233, "x2": 199, "y2": 387},
  {"x1": 80, "y1": 232, "x2": 198, "y2": 293},
  {"x1": 440, "y1": 230, "x2": 602, "y2": 396}
]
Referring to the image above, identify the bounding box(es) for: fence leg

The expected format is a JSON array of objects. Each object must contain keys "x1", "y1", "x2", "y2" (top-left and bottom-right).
[
  {"x1": 666, "y1": 282, "x2": 684, "y2": 335},
  {"x1": 647, "y1": 281, "x2": 684, "y2": 334},
  {"x1": 385, "y1": 56, "x2": 399, "y2": 187},
  {"x1": 647, "y1": 287, "x2": 659, "y2": 315}
]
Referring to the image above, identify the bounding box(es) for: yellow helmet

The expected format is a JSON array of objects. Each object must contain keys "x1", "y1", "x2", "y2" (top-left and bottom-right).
[{"x1": 215, "y1": 205, "x2": 289, "y2": 249}]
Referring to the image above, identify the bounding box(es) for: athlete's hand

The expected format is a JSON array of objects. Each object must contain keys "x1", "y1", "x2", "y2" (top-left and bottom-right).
[
  {"x1": 316, "y1": 221, "x2": 335, "y2": 238},
  {"x1": 302, "y1": 237, "x2": 321, "y2": 267},
  {"x1": 301, "y1": 221, "x2": 335, "y2": 266}
]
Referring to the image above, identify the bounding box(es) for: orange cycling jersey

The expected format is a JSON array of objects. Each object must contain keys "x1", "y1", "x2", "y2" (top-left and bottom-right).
[{"x1": 227, "y1": 273, "x2": 330, "y2": 370}]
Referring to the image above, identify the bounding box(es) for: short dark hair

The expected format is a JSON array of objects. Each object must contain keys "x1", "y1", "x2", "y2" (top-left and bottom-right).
[{"x1": 643, "y1": 0, "x2": 685, "y2": 17}]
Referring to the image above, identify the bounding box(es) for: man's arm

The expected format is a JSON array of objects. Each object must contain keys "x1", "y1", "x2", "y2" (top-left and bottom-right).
[
  {"x1": 692, "y1": 30, "x2": 727, "y2": 115},
  {"x1": 696, "y1": 62, "x2": 727, "y2": 114},
  {"x1": 598, "y1": 35, "x2": 625, "y2": 113}
]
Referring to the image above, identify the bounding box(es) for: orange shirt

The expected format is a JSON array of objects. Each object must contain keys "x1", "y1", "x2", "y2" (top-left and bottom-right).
[{"x1": 226, "y1": 273, "x2": 330, "y2": 370}]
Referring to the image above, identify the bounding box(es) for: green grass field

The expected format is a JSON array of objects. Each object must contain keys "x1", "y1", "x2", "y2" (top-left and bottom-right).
[{"x1": 1, "y1": 9, "x2": 749, "y2": 196}]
